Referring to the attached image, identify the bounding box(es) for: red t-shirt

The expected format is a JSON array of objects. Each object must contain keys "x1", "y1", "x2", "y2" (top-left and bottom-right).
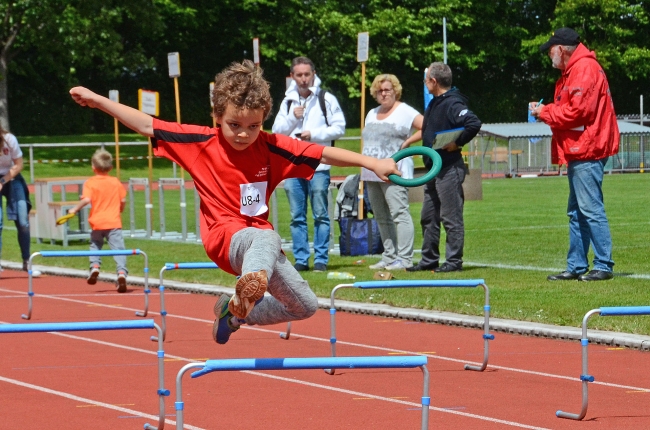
[
  {"x1": 82, "y1": 175, "x2": 126, "y2": 230},
  {"x1": 152, "y1": 118, "x2": 324, "y2": 274}
]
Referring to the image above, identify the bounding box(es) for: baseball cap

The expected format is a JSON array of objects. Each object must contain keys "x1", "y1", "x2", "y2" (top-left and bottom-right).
[{"x1": 539, "y1": 28, "x2": 580, "y2": 52}]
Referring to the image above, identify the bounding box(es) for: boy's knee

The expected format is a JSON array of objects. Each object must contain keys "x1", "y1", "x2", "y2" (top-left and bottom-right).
[{"x1": 294, "y1": 289, "x2": 318, "y2": 320}]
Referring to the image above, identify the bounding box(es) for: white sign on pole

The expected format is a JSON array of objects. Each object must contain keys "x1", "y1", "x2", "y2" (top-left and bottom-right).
[
  {"x1": 357, "y1": 32, "x2": 369, "y2": 62},
  {"x1": 209, "y1": 82, "x2": 214, "y2": 107},
  {"x1": 167, "y1": 52, "x2": 181, "y2": 78},
  {"x1": 109, "y1": 90, "x2": 119, "y2": 103},
  {"x1": 253, "y1": 38, "x2": 260, "y2": 65},
  {"x1": 138, "y1": 89, "x2": 159, "y2": 116}
]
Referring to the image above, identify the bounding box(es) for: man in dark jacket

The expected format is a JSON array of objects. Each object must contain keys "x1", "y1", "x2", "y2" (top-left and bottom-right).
[{"x1": 405, "y1": 62, "x2": 481, "y2": 272}]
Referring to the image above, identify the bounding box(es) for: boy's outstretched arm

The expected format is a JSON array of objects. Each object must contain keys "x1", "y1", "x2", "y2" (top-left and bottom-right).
[
  {"x1": 321, "y1": 146, "x2": 400, "y2": 181},
  {"x1": 70, "y1": 87, "x2": 154, "y2": 137}
]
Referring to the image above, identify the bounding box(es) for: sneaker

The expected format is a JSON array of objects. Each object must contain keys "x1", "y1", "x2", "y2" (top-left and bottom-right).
[
  {"x1": 294, "y1": 263, "x2": 309, "y2": 272},
  {"x1": 385, "y1": 260, "x2": 412, "y2": 271},
  {"x1": 313, "y1": 263, "x2": 327, "y2": 272},
  {"x1": 87, "y1": 266, "x2": 100, "y2": 285},
  {"x1": 228, "y1": 270, "x2": 267, "y2": 319},
  {"x1": 116, "y1": 272, "x2": 127, "y2": 293},
  {"x1": 368, "y1": 261, "x2": 388, "y2": 270},
  {"x1": 23, "y1": 261, "x2": 42, "y2": 277},
  {"x1": 212, "y1": 294, "x2": 239, "y2": 344}
]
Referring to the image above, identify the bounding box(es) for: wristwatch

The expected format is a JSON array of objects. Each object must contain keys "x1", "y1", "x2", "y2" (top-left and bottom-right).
[{"x1": 0, "y1": 177, "x2": 6, "y2": 185}]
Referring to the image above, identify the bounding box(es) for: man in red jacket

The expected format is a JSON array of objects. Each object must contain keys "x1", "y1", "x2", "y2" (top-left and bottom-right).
[{"x1": 531, "y1": 27, "x2": 619, "y2": 282}]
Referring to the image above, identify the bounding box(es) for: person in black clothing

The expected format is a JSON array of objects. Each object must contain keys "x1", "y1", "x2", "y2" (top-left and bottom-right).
[{"x1": 402, "y1": 62, "x2": 481, "y2": 273}]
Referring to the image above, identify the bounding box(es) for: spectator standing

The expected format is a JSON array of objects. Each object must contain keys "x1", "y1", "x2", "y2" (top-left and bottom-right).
[
  {"x1": 531, "y1": 27, "x2": 618, "y2": 282},
  {"x1": 272, "y1": 56, "x2": 346, "y2": 272},
  {"x1": 68, "y1": 149, "x2": 128, "y2": 292},
  {"x1": 362, "y1": 74, "x2": 422, "y2": 271},
  {"x1": 0, "y1": 125, "x2": 40, "y2": 277},
  {"x1": 405, "y1": 62, "x2": 481, "y2": 273}
]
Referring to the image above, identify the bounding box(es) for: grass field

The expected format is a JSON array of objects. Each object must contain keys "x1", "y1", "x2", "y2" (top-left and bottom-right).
[{"x1": 5, "y1": 133, "x2": 650, "y2": 335}]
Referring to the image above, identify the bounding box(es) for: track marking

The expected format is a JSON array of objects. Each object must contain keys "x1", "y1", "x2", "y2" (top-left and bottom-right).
[{"x1": 0, "y1": 375, "x2": 205, "y2": 430}]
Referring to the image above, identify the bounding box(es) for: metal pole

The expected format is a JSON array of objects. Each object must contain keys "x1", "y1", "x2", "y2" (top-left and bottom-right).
[{"x1": 443, "y1": 17, "x2": 448, "y2": 64}]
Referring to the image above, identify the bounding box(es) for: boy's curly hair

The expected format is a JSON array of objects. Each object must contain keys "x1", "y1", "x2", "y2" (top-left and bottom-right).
[
  {"x1": 211, "y1": 60, "x2": 273, "y2": 121},
  {"x1": 91, "y1": 149, "x2": 113, "y2": 173}
]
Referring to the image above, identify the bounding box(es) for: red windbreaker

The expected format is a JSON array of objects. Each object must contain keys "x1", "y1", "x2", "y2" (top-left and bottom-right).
[{"x1": 539, "y1": 43, "x2": 619, "y2": 165}]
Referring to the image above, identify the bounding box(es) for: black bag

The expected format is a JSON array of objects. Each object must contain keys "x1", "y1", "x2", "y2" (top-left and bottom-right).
[{"x1": 338, "y1": 216, "x2": 384, "y2": 256}]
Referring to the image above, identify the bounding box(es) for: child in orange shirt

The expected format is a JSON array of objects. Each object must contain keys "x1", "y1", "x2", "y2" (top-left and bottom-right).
[{"x1": 68, "y1": 149, "x2": 128, "y2": 292}]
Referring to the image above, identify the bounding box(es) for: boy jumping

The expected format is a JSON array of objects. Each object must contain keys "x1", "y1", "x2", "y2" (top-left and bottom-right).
[{"x1": 69, "y1": 60, "x2": 399, "y2": 344}]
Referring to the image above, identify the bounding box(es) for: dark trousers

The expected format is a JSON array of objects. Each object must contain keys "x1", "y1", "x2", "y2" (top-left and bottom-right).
[{"x1": 418, "y1": 159, "x2": 466, "y2": 268}]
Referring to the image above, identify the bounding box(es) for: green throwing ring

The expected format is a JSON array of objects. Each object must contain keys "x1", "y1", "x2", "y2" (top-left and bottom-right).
[{"x1": 389, "y1": 146, "x2": 442, "y2": 187}]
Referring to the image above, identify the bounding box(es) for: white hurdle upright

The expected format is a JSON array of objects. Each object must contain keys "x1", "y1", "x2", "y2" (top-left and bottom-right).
[
  {"x1": 280, "y1": 279, "x2": 493, "y2": 374},
  {"x1": 128, "y1": 178, "x2": 153, "y2": 239},
  {"x1": 0, "y1": 319, "x2": 169, "y2": 430},
  {"x1": 24, "y1": 249, "x2": 151, "y2": 320},
  {"x1": 556, "y1": 306, "x2": 650, "y2": 421},
  {"x1": 174, "y1": 355, "x2": 429, "y2": 430},
  {"x1": 158, "y1": 178, "x2": 187, "y2": 240},
  {"x1": 156, "y1": 262, "x2": 219, "y2": 341}
]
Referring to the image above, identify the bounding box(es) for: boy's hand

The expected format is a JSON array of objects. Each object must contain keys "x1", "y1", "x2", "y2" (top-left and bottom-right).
[
  {"x1": 70, "y1": 87, "x2": 100, "y2": 108},
  {"x1": 373, "y1": 158, "x2": 401, "y2": 182}
]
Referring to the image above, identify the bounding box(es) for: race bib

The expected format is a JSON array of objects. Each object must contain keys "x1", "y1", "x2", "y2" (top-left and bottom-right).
[{"x1": 240, "y1": 181, "x2": 268, "y2": 216}]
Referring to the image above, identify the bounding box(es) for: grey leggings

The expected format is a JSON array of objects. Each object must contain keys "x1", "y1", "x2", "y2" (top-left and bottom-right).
[{"x1": 228, "y1": 228, "x2": 318, "y2": 326}]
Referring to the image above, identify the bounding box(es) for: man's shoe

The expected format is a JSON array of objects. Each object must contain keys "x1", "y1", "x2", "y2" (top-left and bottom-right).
[
  {"x1": 578, "y1": 270, "x2": 614, "y2": 282},
  {"x1": 116, "y1": 272, "x2": 127, "y2": 293},
  {"x1": 369, "y1": 261, "x2": 388, "y2": 270},
  {"x1": 434, "y1": 263, "x2": 462, "y2": 273},
  {"x1": 229, "y1": 270, "x2": 267, "y2": 319},
  {"x1": 406, "y1": 263, "x2": 439, "y2": 272},
  {"x1": 294, "y1": 263, "x2": 309, "y2": 272},
  {"x1": 547, "y1": 271, "x2": 580, "y2": 281},
  {"x1": 213, "y1": 295, "x2": 239, "y2": 344},
  {"x1": 313, "y1": 263, "x2": 327, "y2": 272},
  {"x1": 87, "y1": 266, "x2": 100, "y2": 285}
]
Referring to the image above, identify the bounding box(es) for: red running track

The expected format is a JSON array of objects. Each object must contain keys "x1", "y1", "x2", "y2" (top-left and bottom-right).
[{"x1": 1, "y1": 269, "x2": 649, "y2": 429}]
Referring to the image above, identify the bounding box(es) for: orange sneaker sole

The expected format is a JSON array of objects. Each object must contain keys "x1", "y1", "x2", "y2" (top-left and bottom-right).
[{"x1": 228, "y1": 270, "x2": 267, "y2": 319}]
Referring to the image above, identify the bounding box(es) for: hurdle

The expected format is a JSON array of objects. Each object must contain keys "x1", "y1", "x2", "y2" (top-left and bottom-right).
[
  {"x1": 24, "y1": 249, "x2": 151, "y2": 320},
  {"x1": 174, "y1": 355, "x2": 429, "y2": 430},
  {"x1": 0, "y1": 319, "x2": 168, "y2": 430},
  {"x1": 556, "y1": 306, "x2": 650, "y2": 420},
  {"x1": 283, "y1": 279, "x2": 492, "y2": 374},
  {"x1": 128, "y1": 178, "x2": 153, "y2": 239},
  {"x1": 159, "y1": 178, "x2": 187, "y2": 240},
  {"x1": 156, "y1": 262, "x2": 219, "y2": 341}
]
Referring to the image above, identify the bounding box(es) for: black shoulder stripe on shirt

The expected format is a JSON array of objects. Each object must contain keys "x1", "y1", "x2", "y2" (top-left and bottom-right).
[
  {"x1": 154, "y1": 129, "x2": 213, "y2": 144},
  {"x1": 268, "y1": 143, "x2": 321, "y2": 170}
]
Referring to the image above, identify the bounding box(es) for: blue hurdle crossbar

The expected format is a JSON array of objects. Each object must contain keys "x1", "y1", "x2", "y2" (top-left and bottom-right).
[
  {"x1": 556, "y1": 306, "x2": 650, "y2": 420},
  {"x1": 289, "y1": 279, "x2": 492, "y2": 374},
  {"x1": 156, "y1": 262, "x2": 220, "y2": 341},
  {"x1": 0, "y1": 319, "x2": 169, "y2": 430},
  {"x1": 174, "y1": 355, "x2": 429, "y2": 430},
  {"x1": 24, "y1": 249, "x2": 150, "y2": 320}
]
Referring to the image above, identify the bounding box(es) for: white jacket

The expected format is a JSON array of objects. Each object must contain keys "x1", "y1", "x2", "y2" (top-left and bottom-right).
[{"x1": 272, "y1": 75, "x2": 346, "y2": 171}]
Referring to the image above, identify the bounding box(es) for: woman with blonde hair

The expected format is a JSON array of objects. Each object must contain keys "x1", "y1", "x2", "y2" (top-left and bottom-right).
[
  {"x1": 0, "y1": 124, "x2": 40, "y2": 276},
  {"x1": 362, "y1": 74, "x2": 423, "y2": 271}
]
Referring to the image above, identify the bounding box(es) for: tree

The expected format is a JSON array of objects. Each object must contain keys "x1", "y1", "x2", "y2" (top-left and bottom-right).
[{"x1": 1, "y1": 0, "x2": 194, "y2": 132}]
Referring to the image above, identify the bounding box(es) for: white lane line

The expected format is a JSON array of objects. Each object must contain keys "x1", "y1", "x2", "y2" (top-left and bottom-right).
[
  {"x1": 0, "y1": 375, "x2": 205, "y2": 430},
  {"x1": 0, "y1": 326, "x2": 548, "y2": 430}
]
